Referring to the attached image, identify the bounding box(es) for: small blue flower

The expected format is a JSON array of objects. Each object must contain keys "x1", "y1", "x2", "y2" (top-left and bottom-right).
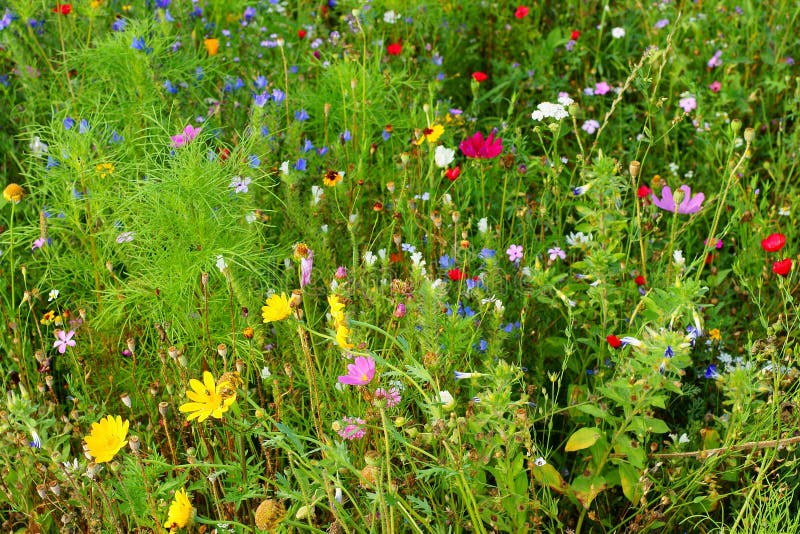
[
  {"x1": 704, "y1": 364, "x2": 719, "y2": 379},
  {"x1": 301, "y1": 139, "x2": 314, "y2": 152},
  {"x1": 164, "y1": 80, "x2": 179, "y2": 94},
  {"x1": 382, "y1": 130, "x2": 391, "y2": 141},
  {"x1": 253, "y1": 91, "x2": 269, "y2": 107},
  {"x1": 260, "y1": 125, "x2": 269, "y2": 137},
  {"x1": 110, "y1": 131, "x2": 124, "y2": 144},
  {"x1": 479, "y1": 248, "x2": 496, "y2": 259},
  {"x1": 294, "y1": 108, "x2": 309, "y2": 121},
  {"x1": 294, "y1": 158, "x2": 307, "y2": 171},
  {"x1": 249, "y1": 154, "x2": 260, "y2": 168},
  {"x1": 112, "y1": 18, "x2": 127, "y2": 32},
  {"x1": 340, "y1": 129, "x2": 351, "y2": 142},
  {"x1": 254, "y1": 75, "x2": 267, "y2": 89},
  {"x1": 63, "y1": 117, "x2": 75, "y2": 130},
  {"x1": 664, "y1": 345, "x2": 674, "y2": 358},
  {"x1": 271, "y1": 89, "x2": 285, "y2": 103},
  {"x1": 476, "y1": 339, "x2": 488, "y2": 352},
  {"x1": 131, "y1": 36, "x2": 151, "y2": 54},
  {"x1": 439, "y1": 254, "x2": 455, "y2": 269},
  {"x1": 46, "y1": 156, "x2": 60, "y2": 169},
  {"x1": 79, "y1": 119, "x2": 90, "y2": 134},
  {"x1": 401, "y1": 243, "x2": 416, "y2": 253}
]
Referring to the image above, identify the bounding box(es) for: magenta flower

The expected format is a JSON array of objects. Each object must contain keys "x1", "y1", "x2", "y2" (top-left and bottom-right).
[
  {"x1": 338, "y1": 356, "x2": 376, "y2": 386},
  {"x1": 171, "y1": 125, "x2": 200, "y2": 148},
  {"x1": 594, "y1": 81, "x2": 611, "y2": 95},
  {"x1": 53, "y1": 330, "x2": 76, "y2": 354},
  {"x1": 708, "y1": 81, "x2": 721, "y2": 93},
  {"x1": 459, "y1": 131, "x2": 503, "y2": 159},
  {"x1": 651, "y1": 185, "x2": 705, "y2": 214}
]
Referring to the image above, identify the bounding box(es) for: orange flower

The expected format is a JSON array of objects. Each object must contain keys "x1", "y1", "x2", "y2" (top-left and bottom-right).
[{"x1": 204, "y1": 38, "x2": 219, "y2": 56}]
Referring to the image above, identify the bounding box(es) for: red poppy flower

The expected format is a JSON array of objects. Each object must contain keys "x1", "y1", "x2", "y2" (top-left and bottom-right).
[
  {"x1": 571, "y1": 30, "x2": 581, "y2": 40},
  {"x1": 448, "y1": 268, "x2": 467, "y2": 281},
  {"x1": 514, "y1": 6, "x2": 530, "y2": 19},
  {"x1": 472, "y1": 71, "x2": 488, "y2": 83},
  {"x1": 606, "y1": 335, "x2": 622, "y2": 348},
  {"x1": 761, "y1": 233, "x2": 786, "y2": 253},
  {"x1": 390, "y1": 252, "x2": 403, "y2": 263},
  {"x1": 637, "y1": 185, "x2": 652, "y2": 198},
  {"x1": 634, "y1": 275, "x2": 646, "y2": 286},
  {"x1": 298, "y1": 29, "x2": 307, "y2": 39},
  {"x1": 386, "y1": 42, "x2": 402, "y2": 56},
  {"x1": 445, "y1": 166, "x2": 461, "y2": 181},
  {"x1": 53, "y1": 3, "x2": 72, "y2": 14},
  {"x1": 773, "y1": 258, "x2": 792, "y2": 276}
]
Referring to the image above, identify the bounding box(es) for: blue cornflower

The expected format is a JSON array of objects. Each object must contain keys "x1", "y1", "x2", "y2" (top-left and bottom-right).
[
  {"x1": 301, "y1": 139, "x2": 314, "y2": 152},
  {"x1": 294, "y1": 108, "x2": 309, "y2": 121},
  {"x1": 111, "y1": 18, "x2": 127, "y2": 32},
  {"x1": 479, "y1": 248, "x2": 496, "y2": 259},
  {"x1": 439, "y1": 254, "x2": 455, "y2": 269},
  {"x1": 253, "y1": 91, "x2": 269, "y2": 107},
  {"x1": 340, "y1": 129, "x2": 352, "y2": 142},
  {"x1": 294, "y1": 158, "x2": 307, "y2": 171},
  {"x1": 271, "y1": 89, "x2": 285, "y2": 103},
  {"x1": 475, "y1": 339, "x2": 488, "y2": 352},
  {"x1": 131, "y1": 36, "x2": 151, "y2": 53},
  {"x1": 249, "y1": 154, "x2": 260, "y2": 168},
  {"x1": 164, "y1": 80, "x2": 179, "y2": 94},
  {"x1": 63, "y1": 117, "x2": 75, "y2": 130},
  {"x1": 704, "y1": 364, "x2": 719, "y2": 379}
]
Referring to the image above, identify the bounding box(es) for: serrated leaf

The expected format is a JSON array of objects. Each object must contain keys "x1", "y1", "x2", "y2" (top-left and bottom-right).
[{"x1": 565, "y1": 427, "x2": 602, "y2": 452}]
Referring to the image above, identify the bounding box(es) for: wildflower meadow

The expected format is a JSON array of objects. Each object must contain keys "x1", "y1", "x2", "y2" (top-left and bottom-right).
[{"x1": 2, "y1": 0, "x2": 800, "y2": 532}]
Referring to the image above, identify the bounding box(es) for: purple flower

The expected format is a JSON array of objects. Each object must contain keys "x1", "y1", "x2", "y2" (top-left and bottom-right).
[
  {"x1": 678, "y1": 96, "x2": 697, "y2": 113},
  {"x1": 63, "y1": 117, "x2": 75, "y2": 130},
  {"x1": 393, "y1": 303, "x2": 406, "y2": 318},
  {"x1": 374, "y1": 387, "x2": 401, "y2": 408},
  {"x1": 338, "y1": 356, "x2": 376, "y2": 386},
  {"x1": 32, "y1": 237, "x2": 47, "y2": 250},
  {"x1": 548, "y1": 247, "x2": 566, "y2": 261},
  {"x1": 654, "y1": 18, "x2": 669, "y2": 29},
  {"x1": 300, "y1": 250, "x2": 313, "y2": 288},
  {"x1": 116, "y1": 232, "x2": 135, "y2": 243},
  {"x1": 336, "y1": 416, "x2": 366, "y2": 440},
  {"x1": 506, "y1": 244, "x2": 523, "y2": 262},
  {"x1": 53, "y1": 330, "x2": 76, "y2": 354},
  {"x1": 651, "y1": 185, "x2": 705, "y2": 214},
  {"x1": 294, "y1": 108, "x2": 309, "y2": 122},
  {"x1": 229, "y1": 176, "x2": 251, "y2": 193},
  {"x1": 704, "y1": 364, "x2": 719, "y2": 379},
  {"x1": 594, "y1": 81, "x2": 611, "y2": 95},
  {"x1": 707, "y1": 50, "x2": 722, "y2": 69},
  {"x1": 581, "y1": 119, "x2": 600, "y2": 134}
]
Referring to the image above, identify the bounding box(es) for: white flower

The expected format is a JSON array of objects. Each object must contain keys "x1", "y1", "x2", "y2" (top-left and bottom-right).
[
  {"x1": 673, "y1": 249, "x2": 685, "y2": 267},
  {"x1": 531, "y1": 102, "x2": 569, "y2": 121},
  {"x1": 383, "y1": 10, "x2": 400, "y2": 24},
  {"x1": 442, "y1": 193, "x2": 453, "y2": 206},
  {"x1": 30, "y1": 136, "x2": 48, "y2": 155},
  {"x1": 363, "y1": 250, "x2": 377, "y2": 267},
  {"x1": 62, "y1": 458, "x2": 80, "y2": 473},
  {"x1": 377, "y1": 248, "x2": 387, "y2": 261},
  {"x1": 410, "y1": 251, "x2": 426, "y2": 269},
  {"x1": 348, "y1": 213, "x2": 358, "y2": 225},
  {"x1": 261, "y1": 367, "x2": 271, "y2": 380},
  {"x1": 779, "y1": 206, "x2": 791, "y2": 217},
  {"x1": 477, "y1": 217, "x2": 488, "y2": 234},
  {"x1": 557, "y1": 94, "x2": 574, "y2": 106},
  {"x1": 534, "y1": 457, "x2": 547, "y2": 467},
  {"x1": 566, "y1": 231, "x2": 592, "y2": 247},
  {"x1": 320, "y1": 224, "x2": 329, "y2": 233},
  {"x1": 311, "y1": 185, "x2": 323, "y2": 205},
  {"x1": 438, "y1": 390, "x2": 455, "y2": 410},
  {"x1": 215, "y1": 255, "x2": 228, "y2": 273},
  {"x1": 245, "y1": 211, "x2": 257, "y2": 224},
  {"x1": 434, "y1": 145, "x2": 455, "y2": 168},
  {"x1": 280, "y1": 160, "x2": 290, "y2": 175},
  {"x1": 48, "y1": 289, "x2": 59, "y2": 302},
  {"x1": 330, "y1": 279, "x2": 338, "y2": 291},
  {"x1": 611, "y1": 27, "x2": 626, "y2": 38}
]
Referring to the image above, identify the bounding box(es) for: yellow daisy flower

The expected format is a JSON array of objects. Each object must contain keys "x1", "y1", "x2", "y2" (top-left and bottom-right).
[
  {"x1": 262, "y1": 293, "x2": 292, "y2": 323},
  {"x1": 335, "y1": 324, "x2": 354, "y2": 349},
  {"x1": 323, "y1": 169, "x2": 344, "y2": 187},
  {"x1": 328, "y1": 294, "x2": 346, "y2": 325},
  {"x1": 709, "y1": 328, "x2": 721, "y2": 342},
  {"x1": 415, "y1": 124, "x2": 444, "y2": 145},
  {"x1": 3, "y1": 183, "x2": 25, "y2": 203},
  {"x1": 84, "y1": 415, "x2": 129, "y2": 464},
  {"x1": 96, "y1": 163, "x2": 115, "y2": 178},
  {"x1": 164, "y1": 487, "x2": 195, "y2": 530},
  {"x1": 178, "y1": 371, "x2": 236, "y2": 422}
]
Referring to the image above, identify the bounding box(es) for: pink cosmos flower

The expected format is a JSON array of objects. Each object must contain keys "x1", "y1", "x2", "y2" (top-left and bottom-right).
[
  {"x1": 506, "y1": 244, "x2": 523, "y2": 262},
  {"x1": 651, "y1": 185, "x2": 705, "y2": 214},
  {"x1": 459, "y1": 131, "x2": 503, "y2": 159},
  {"x1": 338, "y1": 356, "x2": 376, "y2": 386},
  {"x1": 171, "y1": 125, "x2": 200, "y2": 148},
  {"x1": 53, "y1": 330, "x2": 76, "y2": 354}
]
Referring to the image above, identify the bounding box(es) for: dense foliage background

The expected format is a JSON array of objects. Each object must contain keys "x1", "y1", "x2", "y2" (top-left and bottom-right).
[{"x1": 1, "y1": 0, "x2": 799, "y2": 532}]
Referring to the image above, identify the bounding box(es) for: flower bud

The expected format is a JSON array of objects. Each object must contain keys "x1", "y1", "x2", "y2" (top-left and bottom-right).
[
  {"x1": 120, "y1": 393, "x2": 132, "y2": 408},
  {"x1": 730, "y1": 119, "x2": 742, "y2": 135},
  {"x1": 743, "y1": 127, "x2": 755, "y2": 143},
  {"x1": 217, "y1": 343, "x2": 227, "y2": 359},
  {"x1": 128, "y1": 436, "x2": 140, "y2": 453}
]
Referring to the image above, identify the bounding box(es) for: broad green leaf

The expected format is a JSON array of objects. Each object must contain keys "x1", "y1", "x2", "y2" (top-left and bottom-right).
[
  {"x1": 565, "y1": 427, "x2": 602, "y2": 452},
  {"x1": 618, "y1": 463, "x2": 642, "y2": 504},
  {"x1": 574, "y1": 403, "x2": 611, "y2": 422},
  {"x1": 614, "y1": 434, "x2": 647, "y2": 469},
  {"x1": 531, "y1": 462, "x2": 567, "y2": 493},
  {"x1": 570, "y1": 475, "x2": 606, "y2": 509}
]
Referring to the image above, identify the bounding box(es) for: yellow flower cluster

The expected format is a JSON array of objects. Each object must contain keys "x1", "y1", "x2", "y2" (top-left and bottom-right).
[{"x1": 328, "y1": 295, "x2": 353, "y2": 349}]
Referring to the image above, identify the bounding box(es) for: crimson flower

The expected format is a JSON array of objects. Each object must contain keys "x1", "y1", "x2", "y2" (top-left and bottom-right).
[
  {"x1": 761, "y1": 233, "x2": 786, "y2": 253},
  {"x1": 514, "y1": 6, "x2": 530, "y2": 19},
  {"x1": 459, "y1": 131, "x2": 502, "y2": 159},
  {"x1": 773, "y1": 258, "x2": 792, "y2": 277},
  {"x1": 606, "y1": 335, "x2": 622, "y2": 349},
  {"x1": 634, "y1": 275, "x2": 646, "y2": 286},
  {"x1": 637, "y1": 185, "x2": 652, "y2": 198},
  {"x1": 571, "y1": 30, "x2": 581, "y2": 40},
  {"x1": 53, "y1": 4, "x2": 72, "y2": 15},
  {"x1": 386, "y1": 42, "x2": 402, "y2": 56},
  {"x1": 445, "y1": 166, "x2": 461, "y2": 181},
  {"x1": 472, "y1": 71, "x2": 487, "y2": 83},
  {"x1": 448, "y1": 268, "x2": 467, "y2": 281},
  {"x1": 298, "y1": 29, "x2": 307, "y2": 39}
]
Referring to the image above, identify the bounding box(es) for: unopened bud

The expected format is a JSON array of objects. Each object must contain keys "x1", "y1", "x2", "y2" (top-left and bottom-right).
[
  {"x1": 730, "y1": 119, "x2": 742, "y2": 135},
  {"x1": 128, "y1": 435, "x2": 140, "y2": 453},
  {"x1": 126, "y1": 337, "x2": 135, "y2": 354},
  {"x1": 120, "y1": 393, "x2": 132, "y2": 408},
  {"x1": 235, "y1": 358, "x2": 245, "y2": 374}
]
